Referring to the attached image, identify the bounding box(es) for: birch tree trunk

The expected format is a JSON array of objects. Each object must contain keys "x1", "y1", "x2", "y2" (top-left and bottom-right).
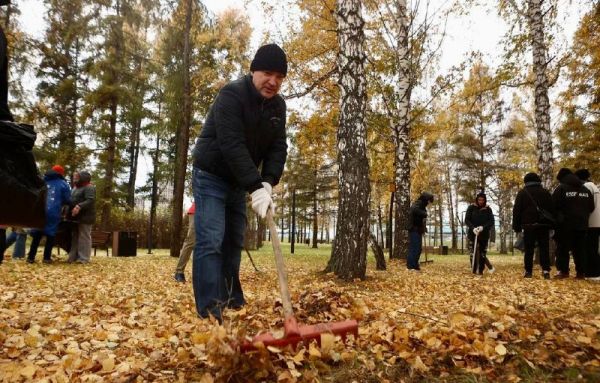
[
  {"x1": 528, "y1": 0, "x2": 554, "y2": 188},
  {"x1": 170, "y1": 0, "x2": 193, "y2": 257},
  {"x1": 326, "y1": 0, "x2": 370, "y2": 280},
  {"x1": 392, "y1": 0, "x2": 411, "y2": 260}
]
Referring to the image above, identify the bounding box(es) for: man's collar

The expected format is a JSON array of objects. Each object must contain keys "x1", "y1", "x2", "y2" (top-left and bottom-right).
[{"x1": 245, "y1": 74, "x2": 265, "y2": 103}]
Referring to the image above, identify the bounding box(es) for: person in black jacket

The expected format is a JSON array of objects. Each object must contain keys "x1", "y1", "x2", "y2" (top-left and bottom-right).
[
  {"x1": 406, "y1": 192, "x2": 434, "y2": 271},
  {"x1": 465, "y1": 192, "x2": 494, "y2": 275},
  {"x1": 512, "y1": 172, "x2": 554, "y2": 279},
  {"x1": 190, "y1": 44, "x2": 288, "y2": 322},
  {"x1": 552, "y1": 169, "x2": 595, "y2": 279}
]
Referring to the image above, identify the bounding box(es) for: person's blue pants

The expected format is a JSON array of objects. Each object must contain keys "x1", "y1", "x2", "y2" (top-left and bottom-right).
[
  {"x1": 407, "y1": 230, "x2": 422, "y2": 269},
  {"x1": 192, "y1": 168, "x2": 247, "y2": 321},
  {"x1": 6, "y1": 230, "x2": 26, "y2": 258}
]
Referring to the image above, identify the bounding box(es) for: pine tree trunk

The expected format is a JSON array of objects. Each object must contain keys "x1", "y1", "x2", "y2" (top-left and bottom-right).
[
  {"x1": 446, "y1": 168, "x2": 458, "y2": 251},
  {"x1": 101, "y1": 99, "x2": 118, "y2": 230},
  {"x1": 369, "y1": 233, "x2": 386, "y2": 270},
  {"x1": 498, "y1": 196, "x2": 508, "y2": 254},
  {"x1": 291, "y1": 189, "x2": 296, "y2": 253},
  {"x1": 148, "y1": 128, "x2": 160, "y2": 253},
  {"x1": 438, "y1": 199, "x2": 443, "y2": 247},
  {"x1": 392, "y1": 0, "x2": 411, "y2": 260},
  {"x1": 528, "y1": 0, "x2": 554, "y2": 188},
  {"x1": 126, "y1": 117, "x2": 141, "y2": 211},
  {"x1": 99, "y1": 0, "x2": 123, "y2": 230},
  {"x1": 170, "y1": 0, "x2": 193, "y2": 257},
  {"x1": 312, "y1": 182, "x2": 318, "y2": 248},
  {"x1": 326, "y1": 0, "x2": 370, "y2": 280}
]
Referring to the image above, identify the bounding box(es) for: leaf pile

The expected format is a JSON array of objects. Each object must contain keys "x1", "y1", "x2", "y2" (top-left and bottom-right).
[{"x1": 1, "y1": 250, "x2": 599, "y2": 382}]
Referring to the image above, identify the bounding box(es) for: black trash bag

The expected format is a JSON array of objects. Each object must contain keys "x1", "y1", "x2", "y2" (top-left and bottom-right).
[{"x1": 0, "y1": 120, "x2": 47, "y2": 228}]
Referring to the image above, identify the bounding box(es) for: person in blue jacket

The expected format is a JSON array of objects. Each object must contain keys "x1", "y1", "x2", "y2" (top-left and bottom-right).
[{"x1": 27, "y1": 165, "x2": 71, "y2": 264}]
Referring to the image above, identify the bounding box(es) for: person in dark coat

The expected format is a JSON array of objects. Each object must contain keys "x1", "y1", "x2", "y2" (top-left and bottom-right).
[
  {"x1": 406, "y1": 192, "x2": 434, "y2": 271},
  {"x1": 465, "y1": 192, "x2": 495, "y2": 275},
  {"x1": 190, "y1": 44, "x2": 288, "y2": 322},
  {"x1": 67, "y1": 171, "x2": 96, "y2": 264},
  {"x1": 27, "y1": 165, "x2": 71, "y2": 263},
  {"x1": 512, "y1": 172, "x2": 554, "y2": 278},
  {"x1": 552, "y1": 168, "x2": 595, "y2": 278}
]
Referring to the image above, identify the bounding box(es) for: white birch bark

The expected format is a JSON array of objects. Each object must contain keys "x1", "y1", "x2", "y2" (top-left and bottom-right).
[
  {"x1": 528, "y1": 0, "x2": 554, "y2": 188},
  {"x1": 392, "y1": 0, "x2": 412, "y2": 259},
  {"x1": 327, "y1": 0, "x2": 371, "y2": 280}
]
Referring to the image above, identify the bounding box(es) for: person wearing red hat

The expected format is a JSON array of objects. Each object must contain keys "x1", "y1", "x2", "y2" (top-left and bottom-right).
[{"x1": 27, "y1": 165, "x2": 71, "y2": 264}]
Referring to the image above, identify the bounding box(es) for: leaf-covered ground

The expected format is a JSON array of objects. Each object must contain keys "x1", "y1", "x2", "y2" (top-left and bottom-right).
[{"x1": 1, "y1": 244, "x2": 599, "y2": 382}]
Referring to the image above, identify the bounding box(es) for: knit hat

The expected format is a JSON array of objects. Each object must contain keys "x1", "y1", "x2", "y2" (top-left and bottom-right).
[
  {"x1": 556, "y1": 167, "x2": 572, "y2": 182},
  {"x1": 250, "y1": 44, "x2": 288, "y2": 76},
  {"x1": 523, "y1": 172, "x2": 541, "y2": 183},
  {"x1": 52, "y1": 164, "x2": 65, "y2": 176},
  {"x1": 575, "y1": 169, "x2": 590, "y2": 181}
]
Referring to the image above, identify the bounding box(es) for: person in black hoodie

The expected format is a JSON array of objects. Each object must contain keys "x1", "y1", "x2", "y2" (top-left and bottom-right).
[
  {"x1": 552, "y1": 168, "x2": 595, "y2": 278},
  {"x1": 512, "y1": 172, "x2": 554, "y2": 279},
  {"x1": 190, "y1": 44, "x2": 288, "y2": 322},
  {"x1": 406, "y1": 192, "x2": 434, "y2": 271},
  {"x1": 465, "y1": 192, "x2": 495, "y2": 275}
]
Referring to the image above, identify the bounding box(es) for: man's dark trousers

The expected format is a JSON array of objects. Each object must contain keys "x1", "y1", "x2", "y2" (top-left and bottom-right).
[
  {"x1": 523, "y1": 226, "x2": 550, "y2": 274},
  {"x1": 407, "y1": 230, "x2": 422, "y2": 269},
  {"x1": 586, "y1": 228, "x2": 600, "y2": 277},
  {"x1": 556, "y1": 230, "x2": 586, "y2": 275}
]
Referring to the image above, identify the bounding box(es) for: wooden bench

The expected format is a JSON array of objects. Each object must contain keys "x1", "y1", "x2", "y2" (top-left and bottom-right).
[{"x1": 92, "y1": 231, "x2": 112, "y2": 256}]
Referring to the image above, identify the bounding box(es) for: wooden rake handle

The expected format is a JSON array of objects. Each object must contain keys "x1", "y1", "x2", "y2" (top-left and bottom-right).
[{"x1": 266, "y1": 209, "x2": 300, "y2": 336}]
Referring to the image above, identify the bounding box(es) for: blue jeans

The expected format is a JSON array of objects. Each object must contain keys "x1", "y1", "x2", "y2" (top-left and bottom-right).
[
  {"x1": 407, "y1": 230, "x2": 422, "y2": 269},
  {"x1": 6, "y1": 230, "x2": 26, "y2": 258},
  {"x1": 192, "y1": 168, "x2": 247, "y2": 321}
]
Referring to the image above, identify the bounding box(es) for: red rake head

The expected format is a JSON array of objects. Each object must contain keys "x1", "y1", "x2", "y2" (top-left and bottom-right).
[{"x1": 240, "y1": 319, "x2": 358, "y2": 352}]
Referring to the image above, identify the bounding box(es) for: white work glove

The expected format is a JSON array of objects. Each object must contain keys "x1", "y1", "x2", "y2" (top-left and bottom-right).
[
  {"x1": 262, "y1": 182, "x2": 272, "y2": 196},
  {"x1": 251, "y1": 187, "x2": 273, "y2": 219},
  {"x1": 473, "y1": 226, "x2": 483, "y2": 235}
]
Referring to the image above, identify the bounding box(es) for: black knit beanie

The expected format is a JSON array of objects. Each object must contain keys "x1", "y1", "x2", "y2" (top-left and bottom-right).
[
  {"x1": 250, "y1": 44, "x2": 288, "y2": 76},
  {"x1": 575, "y1": 169, "x2": 590, "y2": 181},
  {"x1": 556, "y1": 167, "x2": 572, "y2": 182},
  {"x1": 523, "y1": 172, "x2": 541, "y2": 184}
]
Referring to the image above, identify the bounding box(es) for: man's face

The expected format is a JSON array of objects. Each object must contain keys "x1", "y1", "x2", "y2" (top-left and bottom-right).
[
  {"x1": 476, "y1": 197, "x2": 485, "y2": 207},
  {"x1": 252, "y1": 70, "x2": 285, "y2": 99},
  {"x1": 72, "y1": 173, "x2": 80, "y2": 183}
]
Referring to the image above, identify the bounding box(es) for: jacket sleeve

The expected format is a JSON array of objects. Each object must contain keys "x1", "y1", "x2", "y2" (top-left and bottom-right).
[
  {"x1": 465, "y1": 205, "x2": 474, "y2": 230},
  {"x1": 214, "y1": 88, "x2": 263, "y2": 192},
  {"x1": 261, "y1": 100, "x2": 288, "y2": 186},
  {"x1": 485, "y1": 207, "x2": 495, "y2": 230},
  {"x1": 62, "y1": 182, "x2": 72, "y2": 206},
  {"x1": 588, "y1": 190, "x2": 596, "y2": 213},
  {"x1": 551, "y1": 185, "x2": 564, "y2": 223},
  {"x1": 78, "y1": 186, "x2": 95, "y2": 211},
  {"x1": 512, "y1": 191, "x2": 522, "y2": 232}
]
